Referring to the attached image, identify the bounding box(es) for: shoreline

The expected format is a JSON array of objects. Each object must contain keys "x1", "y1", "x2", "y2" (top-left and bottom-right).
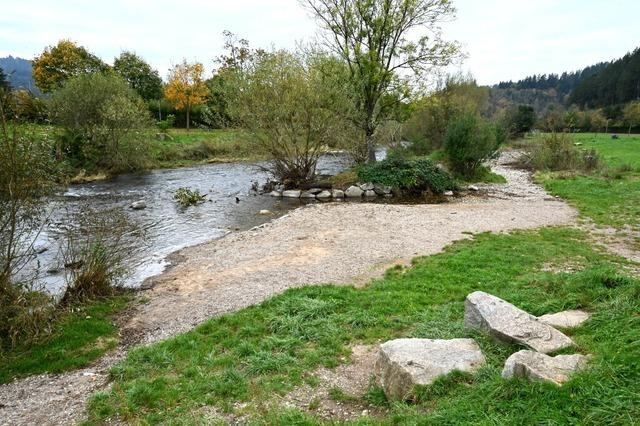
[{"x1": 0, "y1": 151, "x2": 579, "y2": 425}]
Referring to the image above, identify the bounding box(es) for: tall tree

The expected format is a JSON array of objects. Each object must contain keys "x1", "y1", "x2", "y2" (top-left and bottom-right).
[
  {"x1": 113, "y1": 52, "x2": 164, "y2": 101},
  {"x1": 165, "y1": 60, "x2": 208, "y2": 130},
  {"x1": 32, "y1": 40, "x2": 108, "y2": 93},
  {"x1": 623, "y1": 101, "x2": 640, "y2": 135},
  {"x1": 304, "y1": 0, "x2": 459, "y2": 162},
  {"x1": 0, "y1": 67, "x2": 10, "y2": 92}
]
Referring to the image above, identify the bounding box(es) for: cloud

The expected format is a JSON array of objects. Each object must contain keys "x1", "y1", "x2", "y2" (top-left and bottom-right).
[{"x1": 1, "y1": 0, "x2": 638, "y2": 84}]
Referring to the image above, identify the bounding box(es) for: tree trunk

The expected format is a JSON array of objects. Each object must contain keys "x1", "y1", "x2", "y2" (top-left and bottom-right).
[
  {"x1": 629, "y1": 123, "x2": 632, "y2": 135},
  {"x1": 365, "y1": 124, "x2": 376, "y2": 164},
  {"x1": 366, "y1": 137, "x2": 376, "y2": 163}
]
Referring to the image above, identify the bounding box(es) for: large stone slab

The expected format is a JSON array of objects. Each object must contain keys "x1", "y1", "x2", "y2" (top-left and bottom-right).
[
  {"x1": 345, "y1": 185, "x2": 364, "y2": 198},
  {"x1": 464, "y1": 291, "x2": 574, "y2": 354},
  {"x1": 282, "y1": 190, "x2": 301, "y2": 198},
  {"x1": 502, "y1": 350, "x2": 590, "y2": 385},
  {"x1": 538, "y1": 310, "x2": 590, "y2": 329},
  {"x1": 375, "y1": 338, "x2": 486, "y2": 400}
]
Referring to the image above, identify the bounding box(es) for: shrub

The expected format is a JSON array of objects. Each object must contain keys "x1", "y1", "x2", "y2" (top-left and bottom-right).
[
  {"x1": 226, "y1": 51, "x2": 352, "y2": 186},
  {"x1": 0, "y1": 97, "x2": 57, "y2": 348},
  {"x1": 50, "y1": 72, "x2": 153, "y2": 173},
  {"x1": 60, "y1": 208, "x2": 137, "y2": 305},
  {"x1": 520, "y1": 133, "x2": 602, "y2": 172},
  {"x1": 156, "y1": 114, "x2": 175, "y2": 133},
  {"x1": 403, "y1": 76, "x2": 489, "y2": 152},
  {"x1": 444, "y1": 113, "x2": 505, "y2": 178},
  {"x1": 357, "y1": 156, "x2": 456, "y2": 195},
  {"x1": 173, "y1": 187, "x2": 205, "y2": 207}
]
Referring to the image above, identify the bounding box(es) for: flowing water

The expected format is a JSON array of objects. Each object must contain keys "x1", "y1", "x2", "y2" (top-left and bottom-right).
[{"x1": 31, "y1": 153, "x2": 358, "y2": 295}]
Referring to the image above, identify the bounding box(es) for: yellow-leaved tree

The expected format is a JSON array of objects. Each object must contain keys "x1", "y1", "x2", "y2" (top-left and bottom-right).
[
  {"x1": 164, "y1": 60, "x2": 209, "y2": 130},
  {"x1": 32, "y1": 39, "x2": 108, "y2": 93}
]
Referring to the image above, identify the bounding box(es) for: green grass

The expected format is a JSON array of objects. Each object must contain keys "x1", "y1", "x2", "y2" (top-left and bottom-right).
[
  {"x1": 152, "y1": 128, "x2": 264, "y2": 168},
  {"x1": 85, "y1": 227, "x2": 640, "y2": 424},
  {"x1": 0, "y1": 296, "x2": 130, "y2": 384},
  {"x1": 15, "y1": 124, "x2": 263, "y2": 172},
  {"x1": 570, "y1": 133, "x2": 640, "y2": 169},
  {"x1": 537, "y1": 133, "x2": 640, "y2": 230}
]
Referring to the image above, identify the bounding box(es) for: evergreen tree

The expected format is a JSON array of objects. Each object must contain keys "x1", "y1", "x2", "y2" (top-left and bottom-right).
[{"x1": 0, "y1": 67, "x2": 10, "y2": 92}]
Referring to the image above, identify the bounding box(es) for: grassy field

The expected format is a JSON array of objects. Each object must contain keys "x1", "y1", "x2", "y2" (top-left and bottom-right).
[
  {"x1": 153, "y1": 129, "x2": 264, "y2": 168},
  {"x1": 83, "y1": 228, "x2": 640, "y2": 425},
  {"x1": 538, "y1": 133, "x2": 640, "y2": 230},
  {"x1": 0, "y1": 296, "x2": 129, "y2": 384},
  {"x1": 75, "y1": 131, "x2": 640, "y2": 424}
]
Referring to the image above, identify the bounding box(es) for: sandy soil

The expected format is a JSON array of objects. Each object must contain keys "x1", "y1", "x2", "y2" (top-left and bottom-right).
[{"x1": 0, "y1": 151, "x2": 578, "y2": 425}]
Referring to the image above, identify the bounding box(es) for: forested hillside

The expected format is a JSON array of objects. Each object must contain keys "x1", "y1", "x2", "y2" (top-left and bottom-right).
[
  {"x1": 569, "y1": 48, "x2": 640, "y2": 107},
  {"x1": 0, "y1": 56, "x2": 39, "y2": 94},
  {"x1": 488, "y1": 62, "x2": 609, "y2": 115}
]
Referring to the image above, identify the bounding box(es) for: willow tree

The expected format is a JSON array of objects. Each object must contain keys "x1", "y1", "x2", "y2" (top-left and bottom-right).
[{"x1": 304, "y1": 0, "x2": 460, "y2": 163}]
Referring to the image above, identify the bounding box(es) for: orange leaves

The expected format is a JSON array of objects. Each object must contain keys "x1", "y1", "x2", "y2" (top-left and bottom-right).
[{"x1": 164, "y1": 60, "x2": 209, "y2": 110}]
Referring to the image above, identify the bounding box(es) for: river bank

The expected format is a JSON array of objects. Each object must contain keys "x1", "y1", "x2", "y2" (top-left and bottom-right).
[{"x1": 0, "y1": 150, "x2": 580, "y2": 425}]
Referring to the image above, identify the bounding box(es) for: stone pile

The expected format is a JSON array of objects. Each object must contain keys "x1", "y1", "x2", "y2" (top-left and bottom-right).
[
  {"x1": 270, "y1": 182, "x2": 393, "y2": 200},
  {"x1": 374, "y1": 291, "x2": 592, "y2": 400}
]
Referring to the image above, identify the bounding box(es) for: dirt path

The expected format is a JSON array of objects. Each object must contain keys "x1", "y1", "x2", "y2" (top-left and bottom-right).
[{"x1": 0, "y1": 151, "x2": 577, "y2": 425}]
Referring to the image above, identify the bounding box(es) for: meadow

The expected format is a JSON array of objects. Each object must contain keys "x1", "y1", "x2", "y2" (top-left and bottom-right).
[{"x1": 79, "y1": 133, "x2": 640, "y2": 424}]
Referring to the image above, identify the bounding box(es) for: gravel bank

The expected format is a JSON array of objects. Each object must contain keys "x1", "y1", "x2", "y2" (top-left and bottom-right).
[{"x1": 0, "y1": 151, "x2": 577, "y2": 425}]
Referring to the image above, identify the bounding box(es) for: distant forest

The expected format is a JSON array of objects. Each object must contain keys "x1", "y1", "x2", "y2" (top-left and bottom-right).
[
  {"x1": 569, "y1": 48, "x2": 640, "y2": 108},
  {"x1": 0, "y1": 56, "x2": 40, "y2": 94},
  {"x1": 488, "y1": 48, "x2": 640, "y2": 116},
  {"x1": 488, "y1": 62, "x2": 609, "y2": 116}
]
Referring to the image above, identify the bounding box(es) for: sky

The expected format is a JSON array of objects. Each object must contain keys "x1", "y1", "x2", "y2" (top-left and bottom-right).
[{"x1": 1, "y1": 0, "x2": 639, "y2": 85}]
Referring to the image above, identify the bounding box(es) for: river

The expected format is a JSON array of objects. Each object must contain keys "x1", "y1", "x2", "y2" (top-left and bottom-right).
[{"x1": 30, "y1": 153, "x2": 360, "y2": 295}]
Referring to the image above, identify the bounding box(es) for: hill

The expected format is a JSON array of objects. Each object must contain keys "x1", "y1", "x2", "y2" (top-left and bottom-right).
[
  {"x1": 0, "y1": 56, "x2": 40, "y2": 94},
  {"x1": 569, "y1": 48, "x2": 640, "y2": 108},
  {"x1": 487, "y1": 62, "x2": 608, "y2": 115}
]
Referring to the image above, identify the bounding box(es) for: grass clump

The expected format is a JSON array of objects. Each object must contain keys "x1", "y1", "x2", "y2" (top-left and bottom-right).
[
  {"x1": 85, "y1": 227, "x2": 640, "y2": 424},
  {"x1": 357, "y1": 156, "x2": 456, "y2": 195},
  {"x1": 0, "y1": 295, "x2": 129, "y2": 383},
  {"x1": 537, "y1": 133, "x2": 640, "y2": 230},
  {"x1": 520, "y1": 132, "x2": 602, "y2": 172},
  {"x1": 173, "y1": 187, "x2": 206, "y2": 207}
]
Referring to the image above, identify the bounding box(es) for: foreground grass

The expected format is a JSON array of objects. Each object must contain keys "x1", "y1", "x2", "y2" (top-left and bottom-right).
[
  {"x1": 0, "y1": 296, "x2": 129, "y2": 384},
  {"x1": 86, "y1": 228, "x2": 639, "y2": 424},
  {"x1": 538, "y1": 133, "x2": 640, "y2": 230}
]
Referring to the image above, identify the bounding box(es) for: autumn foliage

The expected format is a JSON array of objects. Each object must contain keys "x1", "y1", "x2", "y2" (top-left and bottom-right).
[
  {"x1": 164, "y1": 60, "x2": 209, "y2": 130},
  {"x1": 32, "y1": 39, "x2": 107, "y2": 93}
]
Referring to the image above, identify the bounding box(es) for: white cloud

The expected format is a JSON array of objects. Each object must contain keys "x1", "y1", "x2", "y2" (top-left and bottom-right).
[{"x1": 1, "y1": 0, "x2": 638, "y2": 84}]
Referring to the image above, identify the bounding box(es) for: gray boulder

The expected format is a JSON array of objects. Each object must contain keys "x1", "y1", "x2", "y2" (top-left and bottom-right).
[
  {"x1": 374, "y1": 184, "x2": 392, "y2": 195},
  {"x1": 331, "y1": 189, "x2": 345, "y2": 198},
  {"x1": 300, "y1": 191, "x2": 317, "y2": 198},
  {"x1": 464, "y1": 291, "x2": 574, "y2": 354},
  {"x1": 360, "y1": 182, "x2": 375, "y2": 191},
  {"x1": 364, "y1": 189, "x2": 377, "y2": 197},
  {"x1": 468, "y1": 185, "x2": 479, "y2": 192},
  {"x1": 502, "y1": 350, "x2": 590, "y2": 385},
  {"x1": 130, "y1": 200, "x2": 147, "y2": 210},
  {"x1": 444, "y1": 190, "x2": 454, "y2": 196},
  {"x1": 307, "y1": 188, "x2": 323, "y2": 195},
  {"x1": 316, "y1": 190, "x2": 332, "y2": 199},
  {"x1": 345, "y1": 186, "x2": 364, "y2": 198},
  {"x1": 375, "y1": 338, "x2": 485, "y2": 401},
  {"x1": 538, "y1": 310, "x2": 590, "y2": 329},
  {"x1": 282, "y1": 190, "x2": 302, "y2": 198},
  {"x1": 269, "y1": 190, "x2": 282, "y2": 197}
]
